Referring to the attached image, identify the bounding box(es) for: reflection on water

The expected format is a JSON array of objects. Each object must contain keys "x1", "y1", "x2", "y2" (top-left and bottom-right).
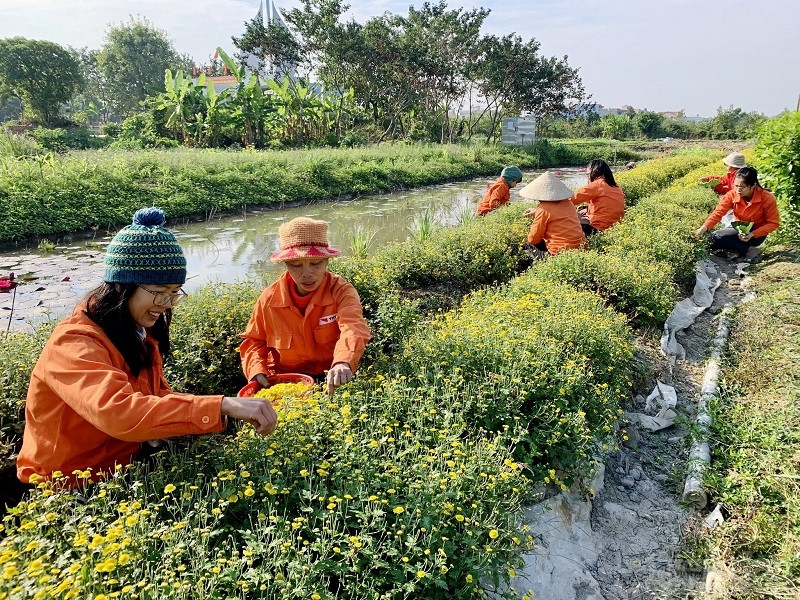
[{"x1": 0, "y1": 168, "x2": 587, "y2": 332}]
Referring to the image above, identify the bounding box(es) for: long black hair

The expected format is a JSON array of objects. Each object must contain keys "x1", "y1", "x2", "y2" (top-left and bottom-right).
[
  {"x1": 588, "y1": 159, "x2": 618, "y2": 187},
  {"x1": 85, "y1": 283, "x2": 172, "y2": 377}
]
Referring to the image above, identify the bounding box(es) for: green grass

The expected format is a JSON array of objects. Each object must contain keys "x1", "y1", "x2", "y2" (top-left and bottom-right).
[{"x1": 697, "y1": 244, "x2": 800, "y2": 597}]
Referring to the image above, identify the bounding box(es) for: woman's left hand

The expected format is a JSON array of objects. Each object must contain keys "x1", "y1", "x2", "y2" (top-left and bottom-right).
[
  {"x1": 522, "y1": 208, "x2": 536, "y2": 219},
  {"x1": 326, "y1": 363, "x2": 353, "y2": 396},
  {"x1": 739, "y1": 232, "x2": 754, "y2": 242}
]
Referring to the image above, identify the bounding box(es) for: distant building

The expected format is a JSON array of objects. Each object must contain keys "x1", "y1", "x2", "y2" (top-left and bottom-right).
[
  {"x1": 683, "y1": 114, "x2": 711, "y2": 123},
  {"x1": 501, "y1": 115, "x2": 536, "y2": 147},
  {"x1": 592, "y1": 104, "x2": 630, "y2": 117}
]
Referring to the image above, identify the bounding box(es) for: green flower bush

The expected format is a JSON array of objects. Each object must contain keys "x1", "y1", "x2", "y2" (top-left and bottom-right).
[
  {"x1": 616, "y1": 150, "x2": 720, "y2": 204},
  {"x1": 165, "y1": 282, "x2": 260, "y2": 396},
  {"x1": 398, "y1": 276, "x2": 632, "y2": 483},
  {"x1": 527, "y1": 250, "x2": 677, "y2": 326},
  {"x1": 756, "y1": 112, "x2": 800, "y2": 243},
  {"x1": 595, "y1": 188, "x2": 713, "y2": 285},
  {"x1": 0, "y1": 326, "x2": 53, "y2": 465},
  {"x1": 0, "y1": 379, "x2": 533, "y2": 600}
]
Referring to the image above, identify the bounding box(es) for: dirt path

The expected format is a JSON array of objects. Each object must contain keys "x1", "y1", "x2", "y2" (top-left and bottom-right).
[{"x1": 516, "y1": 254, "x2": 753, "y2": 599}]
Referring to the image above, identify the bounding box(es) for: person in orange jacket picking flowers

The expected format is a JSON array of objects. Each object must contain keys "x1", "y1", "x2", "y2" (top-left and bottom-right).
[
  {"x1": 240, "y1": 217, "x2": 371, "y2": 396},
  {"x1": 694, "y1": 166, "x2": 780, "y2": 258},
  {"x1": 17, "y1": 207, "x2": 277, "y2": 488},
  {"x1": 699, "y1": 152, "x2": 746, "y2": 196},
  {"x1": 476, "y1": 165, "x2": 523, "y2": 216},
  {"x1": 521, "y1": 171, "x2": 586, "y2": 255}
]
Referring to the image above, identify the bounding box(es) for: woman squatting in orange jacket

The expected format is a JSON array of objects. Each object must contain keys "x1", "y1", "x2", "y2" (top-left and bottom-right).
[
  {"x1": 17, "y1": 208, "x2": 277, "y2": 488},
  {"x1": 240, "y1": 217, "x2": 371, "y2": 396},
  {"x1": 694, "y1": 166, "x2": 780, "y2": 258},
  {"x1": 476, "y1": 165, "x2": 523, "y2": 216},
  {"x1": 570, "y1": 159, "x2": 626, "y2": 236},
  {"x1": 699, "y1": 152, "x2": 746, "y2": 195},
  {"x1": 521, "y1": 171, "x2": 586, "y2": 255}
]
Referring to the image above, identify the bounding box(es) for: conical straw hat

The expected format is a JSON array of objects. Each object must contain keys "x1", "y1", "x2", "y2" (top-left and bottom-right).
[{"x1": 518, "y1": 171, "x2": 574, "y2": 202}]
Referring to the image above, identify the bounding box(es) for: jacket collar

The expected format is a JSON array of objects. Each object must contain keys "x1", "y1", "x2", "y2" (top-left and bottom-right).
[
  {"x1": 270, "y1": 271, "x2": 333, "y2": 308},
  {"x1": 734, "y1": 186, "x2": 765, "y2": 205}
]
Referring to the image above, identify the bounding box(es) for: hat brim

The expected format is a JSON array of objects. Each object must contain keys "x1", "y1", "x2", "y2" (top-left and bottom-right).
[
  {"x1": 270, "y1": 245, "x2": 341, "y2": 263},
  {"x1": 722, "y1": 160, "x2": 745, "y2": 168}
]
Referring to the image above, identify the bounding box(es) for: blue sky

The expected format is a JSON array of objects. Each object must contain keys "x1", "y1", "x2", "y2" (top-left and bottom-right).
[{"x1": 1, "y1": 0, "x2": 797, "y2": 117}]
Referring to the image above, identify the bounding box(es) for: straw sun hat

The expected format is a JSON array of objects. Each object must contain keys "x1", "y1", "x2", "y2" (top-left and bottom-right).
[
  {"x1": 270, "y1": 217, "x2": 341, "y2": 262},
  {"x1": 518, "y1": 171, "x2": 574, "y2": 202},
  {"x1": 722, "y1": 152, "x2": 746, "y2": 169}
]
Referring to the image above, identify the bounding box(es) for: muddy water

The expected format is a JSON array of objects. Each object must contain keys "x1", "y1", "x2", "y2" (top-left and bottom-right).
[{"x1": 0, "y1": 168, "x2": 587, "y2": 332}]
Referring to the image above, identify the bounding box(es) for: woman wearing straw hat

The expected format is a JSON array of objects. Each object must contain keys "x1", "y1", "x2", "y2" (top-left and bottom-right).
[
  {"x1": 476, "y1": 165, "x2": 524, "y2": 216},
  {"x1": 700, "y1": 152, "x2": 746, "y2": 195},
  {"x1": 240, "y1": 217, "x2": 371, "y2": 396},
  {"x1": 520, "y1": 172, "x2": 586, "y2": 255},
  {"x1": 17, "y1": 208, "x2": 277, "y2": 489}
]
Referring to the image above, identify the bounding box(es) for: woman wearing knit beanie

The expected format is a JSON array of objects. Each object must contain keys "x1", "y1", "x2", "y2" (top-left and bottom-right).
[
  {"x1": 17, "y1": 207, "x2": 277, "y2": 489},
  {"x1": 476, "y1": 165, "x2": 523, "y2": 216},
  {"x1": 240, "y1": 217, "x2": 371, "y2": 396}
]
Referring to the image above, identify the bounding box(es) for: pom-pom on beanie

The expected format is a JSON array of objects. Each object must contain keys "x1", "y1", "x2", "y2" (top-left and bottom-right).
[{"x1": 103, "y1": 207, "x2": 187, "y2": 284}]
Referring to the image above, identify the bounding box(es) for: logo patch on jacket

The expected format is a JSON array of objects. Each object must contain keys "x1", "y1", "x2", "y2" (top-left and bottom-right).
[{"x1": 319, "y1": 313, "x2": 338, "y2": 325}]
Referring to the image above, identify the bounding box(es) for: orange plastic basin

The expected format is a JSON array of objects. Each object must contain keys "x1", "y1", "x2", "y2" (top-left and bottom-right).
[{"x1": 238, "y1": 373, "x2": 315, "y2": 397}]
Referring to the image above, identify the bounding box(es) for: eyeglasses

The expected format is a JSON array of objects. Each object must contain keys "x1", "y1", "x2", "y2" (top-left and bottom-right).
[{"x1": 137, "y1": 285, "x2": 188, "y2": 307}]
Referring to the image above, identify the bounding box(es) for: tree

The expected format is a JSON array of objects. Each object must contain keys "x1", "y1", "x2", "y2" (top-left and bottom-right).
[
  {"x1": 707, "y1": 105, "x2": 766, "y2": 139},
  {"x1": 232, "y1": 11, "x2": 302, "y2": 78},
  {"x1": 472, "y1": 34, "x2": 586, "y2": 142},
  {"x1": 0, "y1": 37, "x2": 83, "y2": 125},
  {"x1": 96, "y1": 17, "x2": 190, "y2": 117},
  {"x1": 634, "y1": 111, "x2": 666, "y2": 139},
  {"x1": 601, "y1": 114, "x2": 633, "y2": 139},
  {"x1": 68, "y1": 47, "x2": 114, "y2": 124},
  {"x1": 400, "y1": 2, "x2": 489, "y2": 142}
]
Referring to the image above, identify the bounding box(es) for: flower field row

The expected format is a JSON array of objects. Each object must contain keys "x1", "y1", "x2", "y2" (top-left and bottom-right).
[{"x1": 0, "y1": 149, "x2": 725, "y2": 598}]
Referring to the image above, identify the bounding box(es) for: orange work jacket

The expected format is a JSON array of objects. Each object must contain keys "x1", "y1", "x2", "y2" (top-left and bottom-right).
[
  {"x1": 477, "y1": 178, "x2": 510, "y2": 216},
  {"x1": 570, "y1": 179, "x2": 626, "y2": 231},
  {"x1": 527, "y1": 200, "x2": 586, "y2": 255},
  {"x1": 17, "y1": 307, "x2": 224, "y2": 486},
  {"x1": 240, "y1": 272, "x2": 371, "y2": 379},
  {"x1": 703, "y1": 186, "x2": 781, "y2": 238}
]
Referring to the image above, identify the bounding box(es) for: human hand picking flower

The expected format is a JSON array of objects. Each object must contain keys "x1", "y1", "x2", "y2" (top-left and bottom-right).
[{"x1": 326, "y1": 362, "x2": 353, "y2": 396}]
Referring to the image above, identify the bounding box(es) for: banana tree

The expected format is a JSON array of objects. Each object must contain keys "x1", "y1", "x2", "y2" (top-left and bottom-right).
[
  {"x1": 148, "y1": 69, "x2": 208, "y2": 144},
  {"x1": 266, "y1": 76, "x2": 328, "y2": 146},
  {"x1": 216, "y1": 47, "x2": 278, "y2": 147}
]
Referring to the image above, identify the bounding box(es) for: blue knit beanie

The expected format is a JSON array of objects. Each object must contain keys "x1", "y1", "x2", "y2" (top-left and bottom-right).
[
  {"x1": 501, "y1": 165, "x2": 523, "y2": 184},
  {"x1": 103, "y1": 208, "x2": 187, "y2": 284}
]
